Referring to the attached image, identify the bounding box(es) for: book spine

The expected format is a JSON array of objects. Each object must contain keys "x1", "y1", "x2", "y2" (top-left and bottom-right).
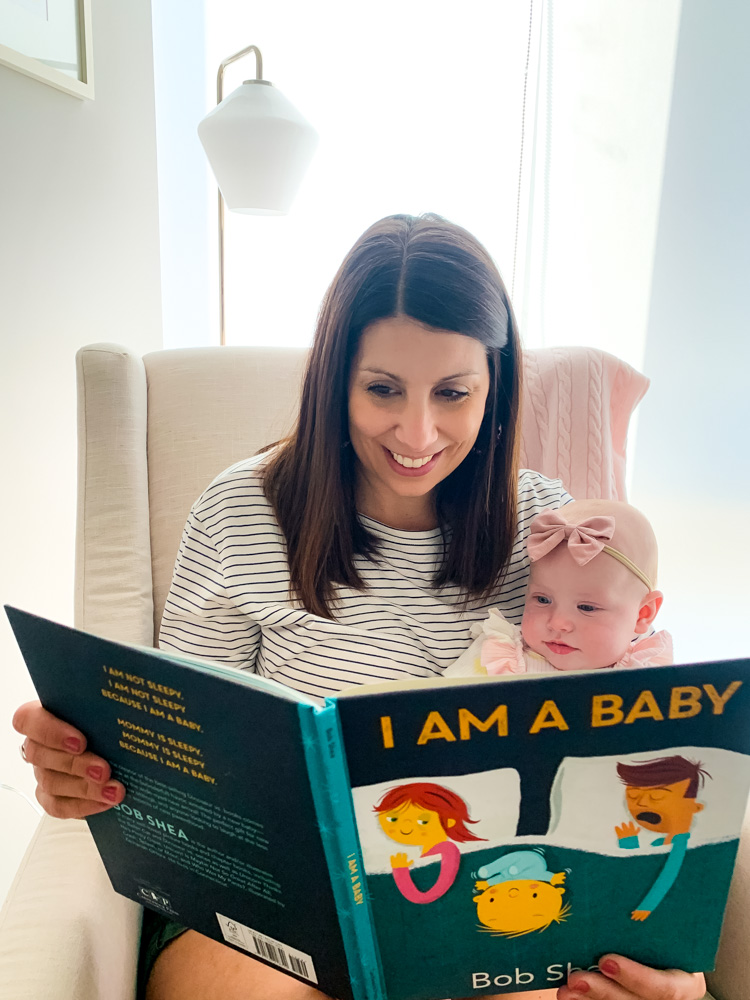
[{"x1": 298, "y1": 702, "x2": 386, "y2": 1000}]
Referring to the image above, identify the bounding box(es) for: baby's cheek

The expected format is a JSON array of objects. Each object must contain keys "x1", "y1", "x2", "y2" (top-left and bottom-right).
[{"x1": 520, "y1": 612, "x2": 543, "y2": 652}]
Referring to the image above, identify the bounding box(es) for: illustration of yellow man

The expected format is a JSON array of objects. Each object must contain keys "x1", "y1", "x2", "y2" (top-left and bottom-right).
[{"x1": 615, "y1": 756, "x2": 710, "y2": 921}]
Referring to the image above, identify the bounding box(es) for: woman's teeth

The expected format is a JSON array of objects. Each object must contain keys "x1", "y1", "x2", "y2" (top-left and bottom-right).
[{"x1": 390, "y1": 451, "x2": 434, "y2": 469}]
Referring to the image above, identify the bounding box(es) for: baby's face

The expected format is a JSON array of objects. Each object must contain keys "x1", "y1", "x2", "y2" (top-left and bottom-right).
[
  {"x1": 522, "y1": 546, "x2": 648, "y2": 671},
  {"x1": 474, "y1": 879, "x2": 564, "y2": 933}
]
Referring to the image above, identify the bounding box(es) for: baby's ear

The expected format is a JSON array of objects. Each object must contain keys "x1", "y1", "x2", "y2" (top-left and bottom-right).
[{"x1": 634, "y1": 590, "x2": 663, "y2": 635}]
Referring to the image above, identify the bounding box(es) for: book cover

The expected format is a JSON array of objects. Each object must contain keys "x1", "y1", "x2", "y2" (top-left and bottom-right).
[
  {"x1": 335, "y1": 665, "x2": 750, "y2": 999},
  {"x1": 7, "y1": 605, "x2": 750, "y2": 1000}
]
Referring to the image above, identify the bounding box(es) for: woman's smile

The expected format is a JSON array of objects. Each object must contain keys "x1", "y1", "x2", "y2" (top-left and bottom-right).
[{"x1": 383, "y1": 446, "x2": 442, "y2": 476}]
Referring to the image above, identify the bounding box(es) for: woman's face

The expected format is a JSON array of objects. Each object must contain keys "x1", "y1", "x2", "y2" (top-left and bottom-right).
[{"x1": 348, "y1": 316, "x2": 491, "y2": 527}]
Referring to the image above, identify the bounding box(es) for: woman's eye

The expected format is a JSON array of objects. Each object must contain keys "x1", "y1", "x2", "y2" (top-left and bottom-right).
[
  {"x1": 417, "y1": 819, "x2": 429, "y2": 826},
  {"x1": 386, "y1": 815, "x2": 398, "y2": 823},
  {"x1": 436, "y1": 388, "x2": 469, "y2": 401},
  {"x1": 367, "y1": 384, "x2": 396, "y2": 398}
]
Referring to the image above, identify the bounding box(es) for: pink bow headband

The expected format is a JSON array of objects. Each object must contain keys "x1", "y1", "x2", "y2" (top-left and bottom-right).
[{"x1": 526, "y1": 511, "x2": 653, "y2": 590}]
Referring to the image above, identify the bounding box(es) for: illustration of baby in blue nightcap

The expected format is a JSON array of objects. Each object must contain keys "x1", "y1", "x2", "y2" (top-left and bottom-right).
[{"x1": 472, "y1": 849, "x2": 569, "y2": 937}]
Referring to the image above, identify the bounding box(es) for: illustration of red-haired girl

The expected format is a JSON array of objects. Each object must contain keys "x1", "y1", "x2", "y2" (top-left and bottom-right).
[{"x1": 373, "y1": 782, "x2": 485, "y2": 903}]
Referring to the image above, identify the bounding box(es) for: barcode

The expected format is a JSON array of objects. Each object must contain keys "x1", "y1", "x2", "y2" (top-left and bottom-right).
[
  {"x1": 252, "y1": 936, "x2": 309, "y2": 978},
  {"x1": 216, "y1": 913, "x2": 317, "y2": 984}
]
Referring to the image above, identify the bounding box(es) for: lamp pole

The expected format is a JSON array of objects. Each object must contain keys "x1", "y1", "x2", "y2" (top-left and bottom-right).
[
  {"x1": 198, "y1": 45, "x2": 319, "y2": 346},
  {"x1": 216, "y1": 45, "x2": 263, "y2": 347}
]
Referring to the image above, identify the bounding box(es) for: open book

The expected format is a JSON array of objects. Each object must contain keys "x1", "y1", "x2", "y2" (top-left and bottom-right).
[{"x1": 7, "y1": 605, "x2": 750, "y2": 1000}]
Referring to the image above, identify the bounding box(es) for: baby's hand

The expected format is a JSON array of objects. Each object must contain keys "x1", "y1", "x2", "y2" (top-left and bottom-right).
[
  {"x1": 390, "y1": 853, "x2": 412, "y2": 869},
  {"x1": 616, "y1": 821, "x2": 640, "y2": 839}
]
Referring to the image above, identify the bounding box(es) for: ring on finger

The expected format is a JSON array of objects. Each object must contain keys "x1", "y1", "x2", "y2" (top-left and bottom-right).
[{"x1": 19, "y1": 740, "x2": 29, "y2": 762}]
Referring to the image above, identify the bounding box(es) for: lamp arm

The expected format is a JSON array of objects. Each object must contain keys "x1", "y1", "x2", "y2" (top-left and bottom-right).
[{"x1": 217, "y1": 44, "x2": 264, "y2": 104}]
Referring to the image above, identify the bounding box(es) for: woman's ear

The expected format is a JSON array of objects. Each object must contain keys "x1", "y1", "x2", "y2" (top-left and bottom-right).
[{"x1": 634, "y1": 590, "x2": 663, "y2": 634}]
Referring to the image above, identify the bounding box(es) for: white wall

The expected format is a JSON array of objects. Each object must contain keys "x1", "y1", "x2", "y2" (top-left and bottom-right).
[
  {"x1": 0, "y1": 0, "x2": 163, "y2": 903},
  {"x1": 631, "y1": 0, "x2": 750, "y2": 663}
]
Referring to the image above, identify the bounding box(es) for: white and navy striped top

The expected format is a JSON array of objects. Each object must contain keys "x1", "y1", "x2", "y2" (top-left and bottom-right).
[{"x1": 159, "y1": 455, "x2": 572, "y2": 701}]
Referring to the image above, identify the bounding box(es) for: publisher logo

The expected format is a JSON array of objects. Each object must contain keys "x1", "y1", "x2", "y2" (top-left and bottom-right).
[{"x1": 137, "y1": 884, "x2": 178, "y2": 915}]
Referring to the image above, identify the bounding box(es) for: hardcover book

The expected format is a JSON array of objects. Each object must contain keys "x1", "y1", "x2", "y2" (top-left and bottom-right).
[{"x1": 7, "y1": 605, "x2": 750, "y2": 1000}]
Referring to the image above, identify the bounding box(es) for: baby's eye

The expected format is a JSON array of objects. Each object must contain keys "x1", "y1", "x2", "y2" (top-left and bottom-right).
[
  {"x1": 577, "y1": 604, "x2": 599, "y2": 613},
  {"x1": 367, "y1": 383, "x2": 397, "y2": 398},
  {"x1": 534, "y1": 595, "x2": 552, "y2": 605}
]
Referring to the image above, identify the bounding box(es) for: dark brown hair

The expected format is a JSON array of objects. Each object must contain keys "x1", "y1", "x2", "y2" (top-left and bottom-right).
[
  {"x1": 263, "y1": 213, "x2": 522, "y2": 618},
  {"x1": 616, "y1": 756, "x2": 711, "y2": 798}
]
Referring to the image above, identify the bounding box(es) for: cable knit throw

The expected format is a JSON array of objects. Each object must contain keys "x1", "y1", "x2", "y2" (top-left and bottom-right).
[{"x1": 520, "y1": 346, "x2": 649, "y2": 501}]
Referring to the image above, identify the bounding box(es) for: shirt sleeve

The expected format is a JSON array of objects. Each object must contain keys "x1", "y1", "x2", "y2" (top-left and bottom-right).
[
  {"x1": 158, "y1": 507, "x2": 261, "y2": 671},
  {"x1": 392, "y1": 842, "x2": 461, "y2": 904},
  {"x1": 636, "y1": 835, "x2": 690, "y2": 912}
]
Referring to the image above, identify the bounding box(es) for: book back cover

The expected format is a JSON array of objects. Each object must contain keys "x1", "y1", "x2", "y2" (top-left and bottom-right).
[{"x1": 7, "y1": 607, "x2": 356, "y2": 1000}]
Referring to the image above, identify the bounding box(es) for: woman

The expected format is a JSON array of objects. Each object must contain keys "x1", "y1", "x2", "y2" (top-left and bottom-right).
[
  {"x1": 14, "y1": 215, "x2": 705, "y2": 1000},
  {"x1": 374, "y1": 781, "x2": 485, "y2": 903}
]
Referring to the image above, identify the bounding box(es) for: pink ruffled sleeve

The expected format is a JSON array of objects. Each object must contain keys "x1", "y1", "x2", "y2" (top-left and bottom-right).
[
  {"x1": 615, "y1": 630, "x2": 674, "y2": 669},
  {"x1": 478, "y1": 609, "x2": 527, "y2": 675}
]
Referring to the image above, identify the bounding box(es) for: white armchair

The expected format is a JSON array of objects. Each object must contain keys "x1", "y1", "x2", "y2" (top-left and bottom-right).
[{"x1": 1, "y1": 342, "x2": 745, "y2": 1000}]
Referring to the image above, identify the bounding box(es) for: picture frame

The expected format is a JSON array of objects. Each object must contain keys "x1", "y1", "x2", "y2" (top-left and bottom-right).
[{"x1": 0, "y1": 0, "x2": 94, "y2": 100}]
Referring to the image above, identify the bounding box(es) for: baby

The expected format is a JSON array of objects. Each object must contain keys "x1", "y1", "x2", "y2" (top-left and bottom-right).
[{"x1": 447, "y1": 499, "x2": 673, "y2": 676}]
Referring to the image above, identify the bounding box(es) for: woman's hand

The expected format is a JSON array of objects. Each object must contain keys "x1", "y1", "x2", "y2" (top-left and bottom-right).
[
  {"x1": 560, "y1": 954, "x2": 706, "y2": 1000},
  {"x1": 13, "y1": 700, "x2": 125, "y2": 818}
]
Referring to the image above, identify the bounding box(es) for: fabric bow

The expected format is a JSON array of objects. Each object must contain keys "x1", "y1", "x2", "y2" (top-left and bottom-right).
[{"x1": 526, "y1": 511, "x2": 616, "y2": 566}]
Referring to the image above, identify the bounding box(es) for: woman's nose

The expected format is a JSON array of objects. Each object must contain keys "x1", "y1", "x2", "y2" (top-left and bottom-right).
[{"x1": 394, "y1": 401, "x2": 439, "y2": 454}]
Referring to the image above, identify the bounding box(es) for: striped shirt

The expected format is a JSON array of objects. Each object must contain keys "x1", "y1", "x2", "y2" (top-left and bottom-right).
[{"x1": 159, "y1": 455, "x2": 572, "y2": 701}]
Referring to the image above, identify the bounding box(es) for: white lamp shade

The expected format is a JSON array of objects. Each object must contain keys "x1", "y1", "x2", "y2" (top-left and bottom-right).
[{"x1": 197, "y1": 81, "x2": 319, "y2": 215}]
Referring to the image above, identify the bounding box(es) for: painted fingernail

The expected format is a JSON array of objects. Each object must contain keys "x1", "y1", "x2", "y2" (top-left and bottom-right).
[
  {"x1": 570, "y1": 980, "x2": 590, "y2": 994},
  {"x1": 64, "y1": 737, "x2": 82, "y2": 753},
  {"x1": 86, "y1": 765, "x2": 104, "y2": 782},
  {"x1": 600, "y1": 960, "x2": 619, "y2": 977},
  {"x1": 102, "y1": 785, "x2": 119, "y2": 802}
]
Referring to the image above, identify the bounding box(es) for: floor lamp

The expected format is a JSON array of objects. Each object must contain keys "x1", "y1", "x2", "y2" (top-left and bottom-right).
[{"x1": 197, "y1": 45, "x2": 319, "y2": 346}]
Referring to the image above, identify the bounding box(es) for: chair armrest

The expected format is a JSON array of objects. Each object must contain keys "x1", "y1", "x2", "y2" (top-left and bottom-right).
[
  {"x1": 706, "y1": 803, "x2": 750, "y2": 1000},
  {"x1": 0, "y1": 815, "x2": 141, "y2": 1000}
]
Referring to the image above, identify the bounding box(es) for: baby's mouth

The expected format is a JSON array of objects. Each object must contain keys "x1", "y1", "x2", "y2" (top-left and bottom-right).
[{"x1": 545, "y1": 641, "x2": 577, "y2": 655}]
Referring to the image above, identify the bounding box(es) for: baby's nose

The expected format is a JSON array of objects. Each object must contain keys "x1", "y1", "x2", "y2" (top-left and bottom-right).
[{"x1": 549, "y1": 611, "x2": 573, "y2": 632}]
